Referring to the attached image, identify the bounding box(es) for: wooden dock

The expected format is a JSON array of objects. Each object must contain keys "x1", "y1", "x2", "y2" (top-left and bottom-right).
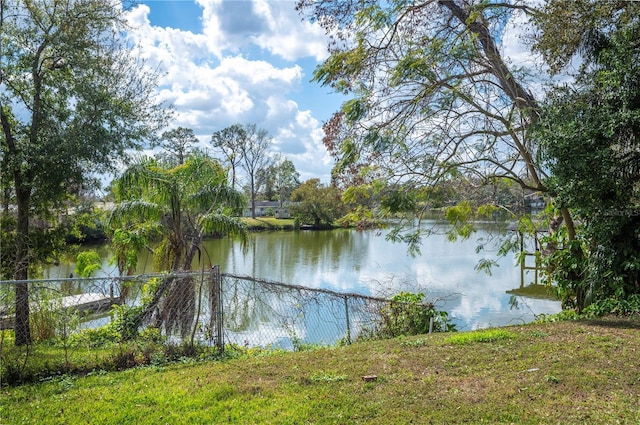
[{"x1": 0, "y1": 293, "x2": 115, "y2": 330}]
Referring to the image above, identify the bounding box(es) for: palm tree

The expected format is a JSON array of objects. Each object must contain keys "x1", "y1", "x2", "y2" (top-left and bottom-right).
[
  {"x1": 108, "y1": 153, "x2": 249, "y2": 336},
  {"x1": 108, "y1": 228, "x2": 150, "y2": 303}
]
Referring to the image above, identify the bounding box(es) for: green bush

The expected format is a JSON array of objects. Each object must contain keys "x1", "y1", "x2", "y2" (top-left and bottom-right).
[
  {"x1": 67, "y1": 326, "x2": 120, "y2": 348},
  {"x1": 583, "y1": 294, "x2": 640, "y2": 318},
  {"x1": 109, "y1": 304, "x2": 144, "y2": 342},
  {"x1": 74, "y1": 250, "x2": 102, "y2": 278},
  {"x1": 364, "y1": 292, "x2": 456, "y2": 340}
]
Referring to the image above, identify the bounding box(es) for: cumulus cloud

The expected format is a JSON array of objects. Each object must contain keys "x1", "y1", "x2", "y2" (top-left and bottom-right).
[
  {"x1": 251, "y1": 0, "x2": 329, "y2": 61},
  {"x1": 124, "y1": 1, "x2": 338, "y2": 182},
  {"x1": 196, "y1": 0, "x2": 329, "y2": 61}
]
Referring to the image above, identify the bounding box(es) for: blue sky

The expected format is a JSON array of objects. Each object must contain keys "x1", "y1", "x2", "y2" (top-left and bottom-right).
[{"x1": 124, "y1": 0, "x2": 345, "y2": 183}]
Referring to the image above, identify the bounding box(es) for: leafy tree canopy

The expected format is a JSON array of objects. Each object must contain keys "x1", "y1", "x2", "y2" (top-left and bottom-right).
[
  {"x1": 109, "y1": 153, "x2": 248, "y2": 272},
  {"x1": 296, "y1": 0, "x2": 548, "y2": 251},
  {"x1": 298, "y1": 0, "x2": 640, "y2": 315},
  {"x1": 108, "y1": 153, "x2": 249, "y2": 336},
  {"x1": 290, "y1": 179, "x2": 344, "y2": 228},
  {"x1": 256, "y1": 154, "x2": 301, "y2": 205},
  {"x1": 536, "y1": 21, "x2": 640, "y2": 309},
  {"x1": 211, "y1": 123, "x2": 273, "y2": 218},
  {"x1": 155, "y1": 127, "x2": 199, "y2": 166},
  {"x1": 0, "y1": 0, "x2": 168, "y2": 345}
]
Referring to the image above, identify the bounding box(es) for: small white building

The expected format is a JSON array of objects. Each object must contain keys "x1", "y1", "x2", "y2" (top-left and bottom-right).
[{"x1": 244, "y1": 201, "x2": 292, "y2": 218}]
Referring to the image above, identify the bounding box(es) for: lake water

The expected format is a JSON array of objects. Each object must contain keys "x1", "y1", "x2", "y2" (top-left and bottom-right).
[{"x1": 45, "y1": 221, "x2": 561, "y2": 332}]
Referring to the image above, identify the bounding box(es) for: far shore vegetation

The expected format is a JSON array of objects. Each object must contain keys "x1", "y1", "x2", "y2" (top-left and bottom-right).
[{"x1": 242, "y1": 217, "x2": 296, "y2": 231}]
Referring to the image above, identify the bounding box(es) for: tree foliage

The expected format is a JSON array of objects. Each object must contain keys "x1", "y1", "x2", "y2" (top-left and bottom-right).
[
  {"x1": 212, "y1": 123, "x2": 273, "y2": 218},
  {"x1": 298, "y1": 0, "x2": 640, "y2": 315},
  {"x1": 532, "y1": 0, "x2": 640, "y2": 75},
  {"x1": 155, "y1": 127, "x2": 199, "y2": 166},
  {"x1": 256, "y1": 154, "x2": 300, "y2": 205},
  {"x1": 238, "y1": 124, "x2": 273, "y2": 219},
  {"x1": 0, "y1": 0, "x2": 168, "y2": 344},
  {"x1": 290, "y1": 179, "x2": 344, "y2": 228},
  {"x1": 536, "y1": 21, "x2": 640, "y2": 310},
  {"x1": 211, "y1": 123, "x2": 245, "y2": 190},
  {"x1": 74, "y1": 250, "x2": 102, "y2": 278},
  {"x1": 109, "y1": 154, "x2": 248, "y2": 272},
  {"x1": 296, "y1": 0, "x2": 550, "y2": 251},
  {"x1": 108, "y1": 153, "x2": 248, "y2": 335},
  {"x1": 109, "y1": 228, "x2": 149, "y2": 277}
]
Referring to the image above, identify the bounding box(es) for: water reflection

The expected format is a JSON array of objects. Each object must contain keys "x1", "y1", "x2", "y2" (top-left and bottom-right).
[
  {"x1": 202, "y1": 223, "x2": 561, "y2": 331},
  {"x1": 45, "y1": 222, "x2": 561, "y2": 332}
]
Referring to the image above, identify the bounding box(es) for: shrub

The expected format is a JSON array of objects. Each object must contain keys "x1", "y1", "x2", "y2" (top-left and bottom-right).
[
  {"x1": 67, "y1": 326, "x2": 120, "y2": 348},
  {"x1": 364, "y1": 292, "x2": 456, "y2": 340},
  {"x1": 109, "y1": 304, "x2": 144, "y2": 342},
  {"x1": 583, "y1": 294, "x2": 640, "y2": 318}
]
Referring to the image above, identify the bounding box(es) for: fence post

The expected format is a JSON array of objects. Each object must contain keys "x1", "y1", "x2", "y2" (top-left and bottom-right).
[
  {"x1": 519, "y1": 231, "x2": 525, "y2": 288},
  {"x1": 343, "y1": 295, "x2": 351, "y2": 345},
  {"x1": 210, "y1": 265, "x2": 224, "y2": 351}
]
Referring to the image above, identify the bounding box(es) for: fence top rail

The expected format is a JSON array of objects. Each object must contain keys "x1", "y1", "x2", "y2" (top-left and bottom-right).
[
  {"x1": 0, "y1": 269, "x2": 439, "y2": 309},
  {"x1": 222, "y1": 272, "x2": 391, "y2": 304},
  {"x1": 0, "y1": 271, "x2": 210, "y2": 286}
]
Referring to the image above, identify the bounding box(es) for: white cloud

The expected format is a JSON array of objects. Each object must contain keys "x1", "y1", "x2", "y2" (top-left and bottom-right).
[
  {"x1": 251, "y1": 0, "x2": 329, "y2": 61},
  {"x1": 124, "y1": 1, "x2": 339, "y2": 183},
  {"x1": 196, "y1": 0, "x2": 329, "y2": 61},
  {"x1": 501, "y1": 7, "x2": 540, "y2": 70},
  {"x1": 125, "y1": 3, "x2": 151, "y2": 28}
]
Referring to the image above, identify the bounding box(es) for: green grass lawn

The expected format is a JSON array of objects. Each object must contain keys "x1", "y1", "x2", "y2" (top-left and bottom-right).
[
  {"x1": 241, "y1": 217, "x2": 296, "y2": 230},
  {"x1": 2, "y1": 318, "x2": 640, "y2": 424}
]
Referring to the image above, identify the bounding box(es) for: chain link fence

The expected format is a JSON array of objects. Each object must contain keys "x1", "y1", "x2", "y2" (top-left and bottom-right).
[
  {"x1": 1, "y1": 275, "x2": 122, "y2": 341},
  {"x1": 0, "y1": 268, "x2": 419, "y2": 348},
  {"x1": 1, "y1": 268, "x2": 450, "y2": 384},
  {"x1": 216, "y1": 272, "x2": 387, "y2": 349}
]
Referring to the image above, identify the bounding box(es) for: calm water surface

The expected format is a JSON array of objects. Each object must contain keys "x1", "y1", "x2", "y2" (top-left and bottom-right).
[{"x1": 46, "y1": 221, "x2": 561, "y2": 331}]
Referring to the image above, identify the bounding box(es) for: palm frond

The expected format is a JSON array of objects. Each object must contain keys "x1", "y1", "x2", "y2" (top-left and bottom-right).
[
  {"x1": 199, "y1": 213, "x2": 250, "y2": 250},
  {"x1": 107, "y1": 200, "x2": 165, "y2": 229},
  {"x1": 191, "y1": 184, "x2": 245, "y2": 212}
]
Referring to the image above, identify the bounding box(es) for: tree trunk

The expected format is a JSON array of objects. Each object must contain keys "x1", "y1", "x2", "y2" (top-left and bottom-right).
[
  {"x1": 560, "y1": 207, "x2": 577, "y2": 241},
  {"x1": 439, "y1": 0, "x2": 544, "y2": 190},
  {"x1": 14, "y1": 186, "x2": 31, "y2": 345},
  {"x1": 231, "y1": 166, "x2": 236, "y2": 191},
  {"x1": 10, "y1": 39, "x2": 48, "y2": 346},
  {"x1": 2, "y1": 105, "x2": 32, "y2": 345},
  {"x1": 250, "y1": 175, "x2": 256, "y2": 219}
]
